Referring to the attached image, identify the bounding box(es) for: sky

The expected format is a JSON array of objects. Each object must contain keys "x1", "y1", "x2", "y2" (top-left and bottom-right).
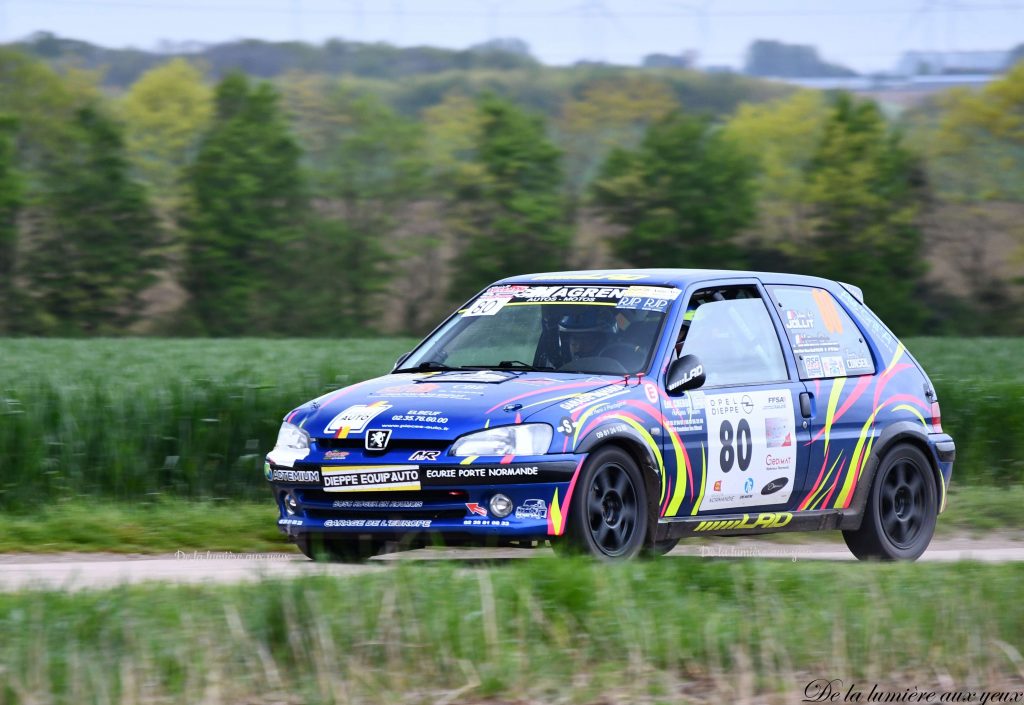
[{"x1": 1, "y1": 0, "x2": 1022, "y2": 73}]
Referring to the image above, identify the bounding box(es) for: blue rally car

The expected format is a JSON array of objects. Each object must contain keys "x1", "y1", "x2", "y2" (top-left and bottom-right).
[{"x1": 266, "y1": 269, "x2": 955, "y2": 561}]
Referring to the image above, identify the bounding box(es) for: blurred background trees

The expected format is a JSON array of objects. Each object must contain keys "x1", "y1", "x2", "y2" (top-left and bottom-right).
[{"x1": 0, "y1": 37, "x2": 1022, "y2": 337}]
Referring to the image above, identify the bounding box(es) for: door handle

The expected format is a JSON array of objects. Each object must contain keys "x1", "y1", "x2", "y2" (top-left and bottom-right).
[{"x1": 799, "y1": 392, "x2": 813, "y2": 419}]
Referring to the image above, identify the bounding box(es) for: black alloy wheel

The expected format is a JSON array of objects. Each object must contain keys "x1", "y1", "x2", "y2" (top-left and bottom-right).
[
  {"x1": 843, "y1": 443, "x2": 938, "y2": 561},
  {"x1": 558, "y1": 446, "x2": 649, "y2": 560}
]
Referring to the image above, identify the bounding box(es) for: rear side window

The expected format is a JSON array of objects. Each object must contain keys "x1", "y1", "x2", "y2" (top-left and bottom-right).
[{"x1": 767, "y1": 286, "x2": 875, "y2": 379}]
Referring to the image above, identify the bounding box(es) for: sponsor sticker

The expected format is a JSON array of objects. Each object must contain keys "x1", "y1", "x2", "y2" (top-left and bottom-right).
[
  {"x1": 324, "y1": 402, "x2": 391, "y2": 435},
  {"x1": 803, "y1": 355, "x2": 823, "y2": 379},
  {"x1": 409, "y1": 450, "x2": 441, "y2": 461},
  {"x1": 322, "y1": 465, "x2": 421, "y2": 492},
  {"x1": 269, "y1": 468, "x2": 321, "y2": 484},
  {"x1": 324, "y1": 519, "x2": 432, "y2": 528},
  {"x1": 784, "y1": 310, "x2": 815, "y2": 330},
  {"x1": 700, "y1": 390, "x2": 796, "y2": 511},
  {"x1": 515, "y1": 499, "x2": 548, "y2": 520},
  {"x1": 644, "y1": 382, "x2": 660, "y2": 405},
  {"x1": 821, "y1": 355, "x2": 846, "y2": 377}
]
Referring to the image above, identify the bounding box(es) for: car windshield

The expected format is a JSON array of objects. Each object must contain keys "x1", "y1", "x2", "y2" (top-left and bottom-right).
[{"x1": 399, "y1": 284, "x2": 680, "y2": 376}]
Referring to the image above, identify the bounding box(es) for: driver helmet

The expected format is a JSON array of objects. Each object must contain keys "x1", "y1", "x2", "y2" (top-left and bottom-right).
[{"x1": 558, "y1": 309, "x2": 616, "y2": 360}]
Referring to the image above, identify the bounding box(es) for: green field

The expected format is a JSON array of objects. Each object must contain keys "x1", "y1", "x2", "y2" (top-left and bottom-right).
[
  {"x1": 1, "y1": 558, "x2": 1022, "y2": 704},
  {"x1": 0, "y1": 337, "x2": 1017, "y2": 512}
]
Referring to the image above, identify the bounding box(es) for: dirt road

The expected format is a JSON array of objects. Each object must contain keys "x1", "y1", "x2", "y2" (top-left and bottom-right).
[{"x1": 1, "y1": 534, "x2": 1021, "y2": 592}]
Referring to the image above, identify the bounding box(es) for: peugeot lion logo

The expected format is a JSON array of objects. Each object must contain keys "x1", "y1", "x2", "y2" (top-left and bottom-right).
[{"x1": 365, "y1": 429, "x2": 392, "y2": 451}]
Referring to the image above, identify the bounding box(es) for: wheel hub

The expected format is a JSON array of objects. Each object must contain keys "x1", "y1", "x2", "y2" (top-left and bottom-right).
[{"x1": 602, "y1": 491, "x2": 622, "y2": 525}]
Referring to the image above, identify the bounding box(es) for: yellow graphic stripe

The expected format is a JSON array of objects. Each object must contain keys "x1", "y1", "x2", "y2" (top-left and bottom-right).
[
  {"x1": 689, "y1": 443, "x2": 707, "y2": 516},
  {"x1": 599, "y1": 413, "x2": 665, "y2": 504},
  {"x1": 835, "y1": 410, "x2": 879, "y2": 508},
  {"x1": 571, "y1": 399, "x2": 629, "y2": 446},
  {"x1": 884, "y1": 342, "x2": 905, "y2": 375},
  {"x1": 663, "y1": 420, "x2": 689, "y2": 517},
  {"x1": 823, "y1": 378, "x2": 846, "y2": 453},
  {"x1": 806, "y1": 451, "x2": 845, "y2": 510},
  {"x1": 891, "y1": 403, "x2": 928, "y2": 429},
  {"x1": 460, "y1": 455, "x2": 479, "y2": 465},
  {"x1": 550, "y1": 487, "x2": 563, "y2": 534}
]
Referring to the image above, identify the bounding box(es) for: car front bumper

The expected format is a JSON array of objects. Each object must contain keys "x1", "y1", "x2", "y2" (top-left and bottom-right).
[{"x1": 268, "y1": 455, "x2": 585, "y2": 541}]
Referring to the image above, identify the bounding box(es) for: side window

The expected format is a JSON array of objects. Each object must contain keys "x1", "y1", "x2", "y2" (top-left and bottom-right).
[
  {"x1": 679, "y1": 286, "x2": 788, "y2": 387},
  {"x1": 767, "y1": 285, "x2": 875, "y2": 379}
]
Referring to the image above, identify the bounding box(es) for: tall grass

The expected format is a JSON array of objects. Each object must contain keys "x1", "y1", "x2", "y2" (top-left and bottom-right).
[
  {"x1": 1, "y1": 558, "x2": 1022, "y2": 704},
  {"x1": 0, "y1": 337, "x2": 1015, "y2": 509},
  {"x1": 0, "y1": 339, "x2": 414, "y2": 508}
]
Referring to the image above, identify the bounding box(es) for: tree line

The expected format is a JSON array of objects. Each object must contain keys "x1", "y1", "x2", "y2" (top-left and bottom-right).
[{"x1": 0, "y1": 49, "x2": 1022, "y2": 337}]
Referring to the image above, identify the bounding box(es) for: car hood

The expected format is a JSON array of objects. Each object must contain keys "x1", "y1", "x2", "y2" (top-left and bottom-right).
[{"x1": 286, "y1": 369, "x2": 626, "y2": 442}]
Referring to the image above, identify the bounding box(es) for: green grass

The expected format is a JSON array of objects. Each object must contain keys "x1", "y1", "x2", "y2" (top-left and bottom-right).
[
  {"x1": 0, "y1": 337, "x2": 1018, "y2": 511},
  {"x1": 0, "y1": 499, "x2": 295, "y2": 554},
  {"x1": 1, "y1": 558, "x2": 1022, "y2": 704},
  {"x1": 0, "y1": 338, "x2": 414, "y2": 508},
  {"x1": 0, "y1": 484, "x2": 1008, "y2": 555}
]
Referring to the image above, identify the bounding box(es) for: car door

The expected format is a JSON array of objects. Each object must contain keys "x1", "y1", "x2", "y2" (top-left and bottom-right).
[
  {"x1": 660, "y1": 281, "x2": 812, "y2": 516},
  {"x1": 764, "y1": 284, "x2": 880, "y2": 511}
]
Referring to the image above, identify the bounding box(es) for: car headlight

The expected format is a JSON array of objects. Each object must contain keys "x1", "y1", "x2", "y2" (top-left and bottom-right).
[
  {"x1": 450, "y1": 424, "x2": 552, "y2": 457},
  {"x1": 275, "y1": 422, "x2": 310, "y2": 451},
  {"x1": 267, "y1": 422, "x2": 311, "y2": 469}
]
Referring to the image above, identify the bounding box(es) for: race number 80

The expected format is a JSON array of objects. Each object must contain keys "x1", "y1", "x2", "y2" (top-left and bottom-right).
[{"x1": 719, "y1": 419, "x2": 752, "y2": 472}]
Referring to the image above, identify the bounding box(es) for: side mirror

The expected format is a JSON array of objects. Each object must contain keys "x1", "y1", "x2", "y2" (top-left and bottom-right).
[
  {"x1": 666, "y1": 354, "x2": 705, "y2": 394},
  {"x1": 393, "y1": 352, "x2": 412, "y2": 371}
]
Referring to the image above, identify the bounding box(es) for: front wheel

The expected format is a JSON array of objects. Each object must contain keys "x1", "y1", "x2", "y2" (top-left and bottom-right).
[
  {"x1": 557, "y1": 447, "x2": 649, "y2": 560},
  {"x1": 842, "y1": 444, "x2": 937, "y2": 561}
]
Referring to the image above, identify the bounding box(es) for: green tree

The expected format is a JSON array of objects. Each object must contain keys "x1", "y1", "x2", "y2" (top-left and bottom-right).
[
  {"x1": 307, "y1": 90, "x2": 426, "y2": 332},
  {"x1": 803, "y1": 94, "x2": 928, "y2": 333},
  {"x1": 448, "y1": 95, "x2": 570, "y2": 301},
  {"x1": 119, "y1": 58, "x2": 213, "y2": 209},
  {"x1": 592, "y1": 111, "x2": 758, "y2": 268},
  {"x1": 184, "y1": 72, "x2": 304, "y2": 335},
  {"x1": 0, "y1": 116, "x2": 21, "y2": 332},
  {"x1": 722, "y1": 90, "x2": 829, "y2": 255},
  {"x1": 20, "y1": 105, "x2": 160, "y2": 334}
]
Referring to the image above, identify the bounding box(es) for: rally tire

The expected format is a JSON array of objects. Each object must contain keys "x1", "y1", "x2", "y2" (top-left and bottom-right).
[
  {"x1": 295, "y1": 534, "x2": 381, "y2": 563},
  {"x1": 558, "y1": 446, "x2": 649, "y2": 560},
  {"x1": 843, "y1": 444, "x2": 937, "y2": 561}
]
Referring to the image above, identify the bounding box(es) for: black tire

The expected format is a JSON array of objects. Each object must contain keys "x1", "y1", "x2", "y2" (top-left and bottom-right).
[
  {"x1": 842, "y1": 444, "x2": 937, "y2": 561},
  {"x1": 557, "y1": 446, "x2": 650, "y2": 560},
  {"x1": 295, "y1": 534, "x2": 381, "y2": 563}
]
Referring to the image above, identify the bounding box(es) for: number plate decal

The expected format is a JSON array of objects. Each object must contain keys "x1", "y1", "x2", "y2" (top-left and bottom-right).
[{"x1": 699, "y1": 390, "x2": 796, "y2": 510}]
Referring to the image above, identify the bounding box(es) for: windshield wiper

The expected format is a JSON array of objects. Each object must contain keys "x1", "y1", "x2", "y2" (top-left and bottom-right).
[
  {"x1": 463, "y1": 361, "x2": 555, "y2": 371},
  {"x1": 394, "y1": 361, "x2": 465, "y2": 373}
]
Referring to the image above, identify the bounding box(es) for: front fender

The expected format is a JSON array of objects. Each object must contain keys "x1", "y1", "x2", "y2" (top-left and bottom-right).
[{"x1": 575, "y1": 421, "x2": 665, "y2": 530}]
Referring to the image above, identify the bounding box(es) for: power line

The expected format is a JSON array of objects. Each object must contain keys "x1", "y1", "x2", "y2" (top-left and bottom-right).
[{"x1": 7, "y1": 0, "x2": 1023, "y2": 19}]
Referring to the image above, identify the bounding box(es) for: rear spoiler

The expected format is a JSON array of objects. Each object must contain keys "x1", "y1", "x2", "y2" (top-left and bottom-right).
[{"x1": 838, "y1": 281, "x2": 864, "y2": 304}]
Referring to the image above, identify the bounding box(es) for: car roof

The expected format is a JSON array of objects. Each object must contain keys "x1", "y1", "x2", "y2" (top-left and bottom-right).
[{"x1": 496, "y1": 268, "x2": 843, "y2": 291}]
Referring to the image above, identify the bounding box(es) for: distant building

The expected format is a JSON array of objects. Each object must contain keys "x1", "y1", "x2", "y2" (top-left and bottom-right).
[{"x1": 896, "y1": 50, "x2": 1009, "y2": 76}]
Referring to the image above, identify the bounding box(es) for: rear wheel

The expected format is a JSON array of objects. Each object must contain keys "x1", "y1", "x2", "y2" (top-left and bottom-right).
[
  {"x1": 558, "y1": 447, "x2": 649, "y2": 560},
  {"x1": 295, "y1": 534, "x2": 382, "y2": 562},
  {"x1": 842, "y1": 444, "x2": 937, "y2": 561}
]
